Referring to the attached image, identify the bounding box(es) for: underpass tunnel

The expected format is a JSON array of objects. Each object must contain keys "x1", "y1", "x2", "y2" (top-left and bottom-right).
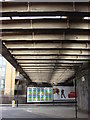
[{"x1": 0, "y1": 1, "x2": 90, "y2": 119}]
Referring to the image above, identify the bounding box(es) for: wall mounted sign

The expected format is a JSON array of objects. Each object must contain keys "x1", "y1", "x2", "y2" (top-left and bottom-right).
[{"x1": 27, "y1": 87, "x2": 53, "y2": 102}]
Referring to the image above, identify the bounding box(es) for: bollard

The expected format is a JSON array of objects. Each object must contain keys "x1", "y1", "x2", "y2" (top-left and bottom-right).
[
  {"x1": 12, "y1": 100, "x2": 15, "y2": 108},
  {"x1": 16, "y1": 100, "x2": 18, "y2": 107}
]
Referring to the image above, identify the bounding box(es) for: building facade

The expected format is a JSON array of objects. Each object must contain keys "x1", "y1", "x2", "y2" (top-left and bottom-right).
[
  {"x1": 0, "y1": 54, "x2": 6, "y2": 95},
  {"x1": 0, "y1": 54, "x2": 27, "y2": 103},
  {"x1": 0, "y1": 54, "x2": 15, "y2": 103}
]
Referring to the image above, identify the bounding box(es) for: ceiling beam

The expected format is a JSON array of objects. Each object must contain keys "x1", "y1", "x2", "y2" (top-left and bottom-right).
[
  {"x1": 19, "y1": 62, "x2": 83, "y2": 64},
  {"x1": 2, "y1": 19, "x2": 90, "y2": 24},
  {"x1": 1, "y1": 28, "x2": 90, "y2": 34},
  {"x1": 8, "y1": 48, "x2": 90, "y2": 51},
  {"x1": 5, "y1": 43, "x2": 90, "y2": 49},
  {"x1": 12, "y1": 54, "x2": 90, "y2": 56},
  {"x1": 24, "y1": 69, "x2": 74, "y2": 71},
  {"x1": 17, "y1": 59, "x2": 89, "y2": 61},
  {"x1": 23, "y1": 68, "x2": 74, "y2": 70},
  {"x1": 2, "y1": 11, "x2": 90, "y2": 17},
  {"x1": 0, "y1": 41, "x2": 32, "y2": 82},
  {"x1": 1, "y1": 2, "x2": 89, "y2": 84},
  {"x1": 2, "y1": 33, "x2": 89, "y2": 40},
  {"x1": 2, "y1": 40, "x2": 90, "y2": 43},
  {"x1": 2, "y1": 20, "x2": 89, "y2": 30},
  {"x1": 2, "y1": 2, "x2": 89, "y2": 15},
  {"x1": 2, "y1": 2, "x2": 89, "y2": 14},
  {"x1": 15, "y1": 56, "x2": 89, "y2": 59},
  {"x1": 21, "y1": 65, "x2": 78, "y2": 68}
]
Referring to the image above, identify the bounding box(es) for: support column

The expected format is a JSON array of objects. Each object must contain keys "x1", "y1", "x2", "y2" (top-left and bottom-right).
[
  {"x1": 4, "y1": 61, "x2": 15, "y2": 99},
  {"x1": 76, "y1": 63, "x2": 89, "y2": 112}
]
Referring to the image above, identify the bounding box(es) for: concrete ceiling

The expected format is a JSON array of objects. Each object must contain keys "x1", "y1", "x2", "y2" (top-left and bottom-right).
[{"x1": 0, "y1": 2, "x2": 90, "y2": 84}]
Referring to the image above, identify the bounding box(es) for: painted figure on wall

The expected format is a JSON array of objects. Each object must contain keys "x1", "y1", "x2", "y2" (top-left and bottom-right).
[
  {"x1": 61, "y1": 89, "x2": 66, "y2": 98},
  {"x1": 53, "y1": 88, "x2": 59, "y2": 95}
]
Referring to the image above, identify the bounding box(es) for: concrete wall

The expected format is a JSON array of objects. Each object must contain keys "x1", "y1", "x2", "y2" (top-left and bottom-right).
[
  {"x1": 76, "y1": 63, "x2": 89, "y2": 112},
  {"x1": 1, "y1": 95, "x2": 26, "y2": 104}
]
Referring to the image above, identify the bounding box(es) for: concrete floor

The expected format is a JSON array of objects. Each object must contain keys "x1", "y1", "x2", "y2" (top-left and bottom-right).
[{"x1": 0, "y1": 104, "x2": 88, "y2": 119}]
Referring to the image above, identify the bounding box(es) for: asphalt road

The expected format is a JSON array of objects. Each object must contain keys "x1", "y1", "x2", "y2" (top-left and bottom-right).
[{"x1": 0, "y1": 105, "x2": 88, "y2": 119}]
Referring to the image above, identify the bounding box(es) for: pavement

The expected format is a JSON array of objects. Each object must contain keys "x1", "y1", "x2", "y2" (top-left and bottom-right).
[{"x1": 0, "y1": 104, "x2": 89, "y2": 119}]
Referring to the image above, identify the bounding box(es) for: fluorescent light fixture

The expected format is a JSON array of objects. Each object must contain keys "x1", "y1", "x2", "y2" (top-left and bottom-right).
[
  {"x1": 5, "y1": 0, "x2": 15, "y2": 1},
  {"x1": 0, "y1": 0, "x2": 14, "y2": 1},
  {"x1": 12, "y1": 16, "x2": 67, "y2": 20},
  {"x1": 0, "y1": 16, "x2": 67, "y2": 20},
  {"x1": 61, "y1": 16, "x2": 67, "y2": 19},
  {"x1": 3, "y1": 42, "x2": 5, "y2": 45},
  {"x1": 0, "y1": 17, "x2": 10, "y2": 20},
  {"x1": 83, "y1": 17, "x2": 90, "y2": 20}
]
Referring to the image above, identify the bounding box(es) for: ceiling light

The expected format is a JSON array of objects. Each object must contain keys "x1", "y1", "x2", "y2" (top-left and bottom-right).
[
  {"x1": 12, "y1": 16, "x2": 67, "y2": 20},
  {"x1": 0, "y1": 17, "x2": 10, "y2": 20},
  {"x1": 3, "y1": 42, "x2": 5, "y2": 45},
  {"x1": 5, "y1": 0, "x2": 15, "y2": 1},
  {"x1": 61, "y1": 16, "x2": 67, "y2": 19},
  {"x1": 83, "y1": 17, "x2": 90, "y2": 20},
  {"x1": 0, "y1": 0, "x2": 15, "y2": 1}
]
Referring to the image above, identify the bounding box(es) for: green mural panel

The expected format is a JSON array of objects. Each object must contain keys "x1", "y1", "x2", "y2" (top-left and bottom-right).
[{"x1": 27, "y1": 87, "x2": 52, "y2": 102}]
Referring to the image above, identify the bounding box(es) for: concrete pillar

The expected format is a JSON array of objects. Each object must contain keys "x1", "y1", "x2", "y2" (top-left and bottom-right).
[
  {"x1": 76, "y1": 63, "x2": 89, "y2": 112},
  {"x1": 4, "y1": 61, "x2": 15, "y2": 97}
]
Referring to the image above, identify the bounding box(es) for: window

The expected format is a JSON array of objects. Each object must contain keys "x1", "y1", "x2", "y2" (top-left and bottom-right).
[{"x1": 0, "y1": 55, "x2": 6, "y2": 91}]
